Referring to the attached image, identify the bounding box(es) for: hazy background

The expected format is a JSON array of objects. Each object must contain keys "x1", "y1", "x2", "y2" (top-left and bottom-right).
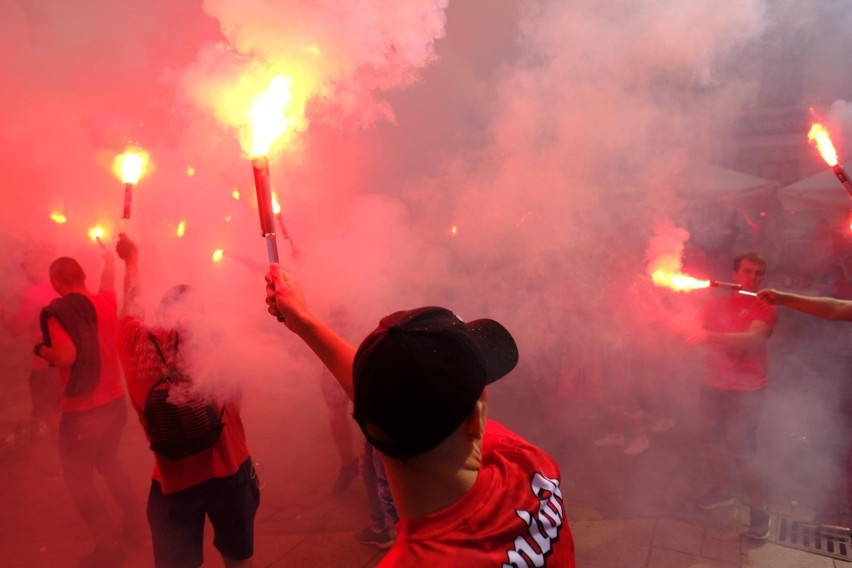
[{"x1": 3, "y1": 0, "x2": 852, "y2": 559}]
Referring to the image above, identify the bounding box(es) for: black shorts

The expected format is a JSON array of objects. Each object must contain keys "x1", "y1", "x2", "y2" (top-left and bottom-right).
[
  {"x1": 699, "y1": 386, "x2": 765, "y2": 458},
  {"x1": 146, "y1": 459, "x2": 260, "y2": 568}
]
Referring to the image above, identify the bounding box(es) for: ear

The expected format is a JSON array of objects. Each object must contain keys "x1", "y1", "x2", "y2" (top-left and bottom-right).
[{"x1": 464, "y1": 390, "x2": 489, "y2": 440}]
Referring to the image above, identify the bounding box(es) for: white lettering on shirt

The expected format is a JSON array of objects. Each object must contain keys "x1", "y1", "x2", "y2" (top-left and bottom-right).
[{"x1": 502, "y1": 472, "x2": 564, "y2": 568}]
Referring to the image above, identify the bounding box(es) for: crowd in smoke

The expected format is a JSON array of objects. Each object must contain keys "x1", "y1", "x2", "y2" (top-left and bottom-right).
[{"x1": 4, "y1": 0, "x2": 852, "y2": 553}]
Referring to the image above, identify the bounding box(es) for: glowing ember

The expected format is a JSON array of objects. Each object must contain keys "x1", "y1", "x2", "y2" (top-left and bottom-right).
[
  {"x1": 232, "y1": 190, "x2": 241, "y2": 200},
  {"x1": 113, "y1": 149, "x2": 149, "y2": 184},
  {"x1": 450, "y1": 226, "x2": 458, "y2": 236},
  {"x1": 176, "y1": 220, "x2": 186, "y2": 237},
  {"x1": 50, "y1": 212, "x2": 67, "y2": 224},
  {"x1": 248, "y1": 76, "x2": 294, "y2": 158},
  {"x1": 186, "y1": 167, "x2": 196, "y2": 176},
  {"x1": 808, "y1": 123, "x2": 839, "y2": 167},
  {"x1": 212, "y1": 249, "x2": 224, "y2": 263},
  {"x1": 271, "y1": 191, "x2": 282, "y2": 215},
  {"x1": 651, "y1": 269, "x2": 710, "y2": 292},
  {"x1": 88, "y1": 225, "x2": 107, "y2": 243}
]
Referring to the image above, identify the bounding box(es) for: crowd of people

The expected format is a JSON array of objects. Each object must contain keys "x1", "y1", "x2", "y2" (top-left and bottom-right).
[{"x1": 4, "y1": 227, "x2": 852, "y2": 567}]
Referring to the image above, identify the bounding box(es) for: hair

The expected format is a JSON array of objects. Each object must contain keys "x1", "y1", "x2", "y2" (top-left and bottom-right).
[
  {"x1": 733, "y1": 252, "x2": 767, "y2": 272},
  {"x1": 157, "y1": 284, "x2": 203, "y2": 327},
  {"x1": 48, "y1": 257, "x2": 86, "y2": 288}
]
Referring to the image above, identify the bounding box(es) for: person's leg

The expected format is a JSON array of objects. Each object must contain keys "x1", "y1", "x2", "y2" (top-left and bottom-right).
[
  {"x1": 93, "y1": 399, "x2": 142, "y2": 529},
  {"x1": 728, "y1": 389, "x2": 769, "y2": 538},
  {"x1": 696, "y1": 387, "x2": 734, "y2": 508},
  {"x1": 58, "y1": 410, "x2": 117, "y2": 547},
  {"x1": 207, "y1": 459, "x2": 260, "y2": 568},
  {"x1": 147, "y1": 479, "x2": 206, "y2": 568},
  {"x1": 373, "y1": 446, "x2": 398, "y2": 524},
  {"x1": 360, "y1": 443, "x2": 386, "y2": 529},
  {"x1": 728, "y1": 389, "x2": 766, "y2": 509}
]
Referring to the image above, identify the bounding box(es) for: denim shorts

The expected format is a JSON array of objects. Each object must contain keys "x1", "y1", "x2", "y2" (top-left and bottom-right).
[
  {"x1": 699, "y1": 386, "x2": 765, "y2": 458},
  {"x1": 147, "y1": 458, "x2": 260, "y2": 567}
]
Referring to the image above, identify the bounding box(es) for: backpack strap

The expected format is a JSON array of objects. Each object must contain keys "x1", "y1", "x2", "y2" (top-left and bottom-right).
[{"x1": 149, "y1": 332, "x2": 180, "y2": 377}]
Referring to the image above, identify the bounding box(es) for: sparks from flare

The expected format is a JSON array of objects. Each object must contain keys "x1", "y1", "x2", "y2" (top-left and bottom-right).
[
  {"x1": 176, "y1": 220, "x2": 186, "y2": 237},
  {"x1": 50, "y1": 212, "x2": 67, "y2": 224}
]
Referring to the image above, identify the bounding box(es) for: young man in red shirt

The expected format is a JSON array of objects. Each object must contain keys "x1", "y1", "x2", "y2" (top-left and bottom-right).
[
  {"x1": 265, "y1": 264, "x2": 576, "y2": 567},
  {"x1": 688, "y1": 252, "x2": 777, "y2": 539}
]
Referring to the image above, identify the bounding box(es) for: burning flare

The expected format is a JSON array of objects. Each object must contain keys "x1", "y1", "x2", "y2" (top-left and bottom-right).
[
  {"x1": 176, "y1": 220, "x2": 186, "y2": 237},
  {"x1": 247, "y1": 76, "x2": 294, "y2": 158},
  {"x1": 271, "y1": 191, "x2": 282, "y2": 215},
  {"x1": 212, "y1": 249, "x2": 224, "y2": 263},
  {"x1": 651, "y1": 269, "x2": 710, "y2": 292},
  {"x1": 50, "y1": 212, "x2": 67, "y2": 224},
  {"x1": 88, "y1": 225, "x2": 106, "y2": 243},
  {"x1": 808, "y1": 123, "x2": 839, "y2": 167},
  {"x1": 113, "y1": 149, "x2": 149, "y2": 184}
]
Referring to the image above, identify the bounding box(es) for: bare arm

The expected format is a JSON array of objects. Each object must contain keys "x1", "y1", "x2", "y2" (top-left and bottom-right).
[
  {"x1": 116, "y1": 234, "x2": 143, "y2": 318},
  {"x1": 704, "y1": 319, "x2": 772, "y2": 348},
  {"x1": 265, "y1": 265, "x2": 356, "y2": 400},
  {"x1": 36, "y1": 317, "x2": 76, "y2": 367},
  {"x1": 99, "y1": 250, "x2": 116, "y2": 293},
  {"x1": 758, "y1": 288, "x2": 852, "y2": 322}
]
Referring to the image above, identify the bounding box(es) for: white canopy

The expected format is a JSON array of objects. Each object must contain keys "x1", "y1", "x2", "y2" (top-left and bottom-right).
[
  {"x1": 676, "y1": 165, "x2": 777, "y2": 202},
  {"x1": 778, "y1": 162, "x2": 852, "y2": 210}
]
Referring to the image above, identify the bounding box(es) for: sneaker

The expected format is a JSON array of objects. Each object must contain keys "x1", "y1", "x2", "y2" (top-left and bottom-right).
[
  {"x1": 695, "y1": 488, "x2": 735, "y2": 510},
  {"x1": 355, "y1": 525, "x2": 394, "y2": 549},
  {"x1": 748, "y1": 507, "x2": 771, "y2": 539},
  {"x1": 649, "y1": 417, "x2": 676, "y2": 434},
  {"x1": 623, "y1": 436, "x2": 650, "y2": 456},
  {"x1": 331, "y1": 459, "x2": 359, "y2": 494},
  {"x1": 593, "y1": 433, "x2": 625, "y2": 447}
]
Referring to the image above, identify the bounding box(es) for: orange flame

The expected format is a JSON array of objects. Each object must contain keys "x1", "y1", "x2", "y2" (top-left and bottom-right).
[
  {"x1": 88, "y1": 225, "x2": 107, "y2": 243},
  {"x1": 808, "y1": 123, "x2": 839, "y2": 167},
  {"x1": 176, "y1": 220, "x2": 186, "y2": 237},
  {"x1": 50, "y1": 212, "x2": 67, "y2": 224},
  {"x1": 113, "y1": 149, "x2": 149, "y2": 184},
  {"x1": 212, "y1": 249, "x2": 224, "y2": 263},
  {"x1": 247, "y1": 76, "x2": 295, "y2": 157},
  {"x1": 651, "y1": 269, "x2": 710, "y2": 292}
]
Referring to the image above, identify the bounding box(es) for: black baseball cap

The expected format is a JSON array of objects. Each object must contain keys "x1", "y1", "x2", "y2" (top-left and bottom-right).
[{"x1": 352, "y1": 306, "x2": 519, "y2": 460}]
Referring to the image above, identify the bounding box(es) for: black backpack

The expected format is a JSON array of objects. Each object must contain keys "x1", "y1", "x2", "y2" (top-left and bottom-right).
[{"x1": 144, "y1": 332, "x2": 225, "y2": 460}]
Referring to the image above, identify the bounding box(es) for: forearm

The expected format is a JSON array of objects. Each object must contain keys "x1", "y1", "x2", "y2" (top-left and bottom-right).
[
  {"x1": 777, "y1": 293, "x2": 852, "y2": 321},
  {"x1": 705, "y1": 331, "x2": 767, "y2": 349},
  {"x1": 288, "y1": 316, "x2": 356, "y2": 400},
  {"x1": 34, "y1": 342, "x2": 75, "y2": 367},
  {"x1": 120, "y1": 258, "x2": 143, "y2": 317},
  {"x1": 100, "y1": 258, "x2": 116, "y2": 292}
]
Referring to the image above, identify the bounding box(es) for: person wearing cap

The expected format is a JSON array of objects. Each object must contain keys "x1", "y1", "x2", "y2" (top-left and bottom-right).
[{"x1": 264, "y1": 264, "x2": 576, "y2": 567}]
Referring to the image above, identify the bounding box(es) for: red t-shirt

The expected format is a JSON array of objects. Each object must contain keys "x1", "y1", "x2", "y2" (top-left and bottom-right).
[
  {"x1": 381, "y1": 420, "x2": 576, "y2": 567},
  {"x1": 117, "y1": 315, "x2": 250, "y2": 494},
  {"x1": 48, "y1": 291, "x2": 125, "y2": 413},
  {"x1": 700, "y1": 293, "x2": 777, "y2": 391}
]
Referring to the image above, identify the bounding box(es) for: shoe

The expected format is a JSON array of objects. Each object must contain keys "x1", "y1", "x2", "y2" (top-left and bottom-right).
[
  {"x1": 593, "y1": 433, "x2": 625, "y2": 447},
  {"x1": 748, "y1": 507, "x2": 771, "y2": 539},
  {"x1": 649, "y1": 417, "x2": 676, "y2": 434},
  {"x1": 331, "y1": 459, "x2": 359, "y2": 494},
  {"x1": 623, "y1": 436, "x2": 650, "y2": 456},
  {"x1": 355, "y1": 525, "x2": 394, "y2": 549},
  {"x1": 695, "y1": 488, "x2": 735, "y2": 510}
]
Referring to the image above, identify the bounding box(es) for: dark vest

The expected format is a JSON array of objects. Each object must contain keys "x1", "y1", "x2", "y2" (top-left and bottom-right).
[{"x1": 39, "y1": 293, "x2": 101, "y2": 396}]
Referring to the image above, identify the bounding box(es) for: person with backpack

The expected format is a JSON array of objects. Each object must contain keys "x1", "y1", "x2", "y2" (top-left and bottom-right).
[
  {"x1": 115, "y1": 234, "x2": 259, "y2": 568},
  {"x1": 33, "y1": 251, "x2": 142, "y2": 568}
]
